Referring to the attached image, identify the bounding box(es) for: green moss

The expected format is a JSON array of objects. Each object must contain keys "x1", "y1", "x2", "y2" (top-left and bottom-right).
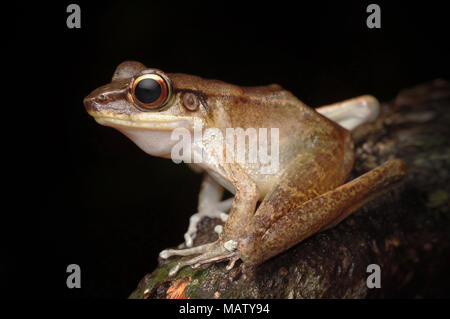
[{"x1": 427, "y1": 189, "x2": 449, "y2": 208}]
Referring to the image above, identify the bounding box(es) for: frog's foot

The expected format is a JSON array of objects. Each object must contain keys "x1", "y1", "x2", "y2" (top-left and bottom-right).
[
  {"x1": 160, "y1": 240, "x2": 239, "y2": 277},
  {"x1": 184, "y1": 198, "x2": 234, "y2": 247},
  {"x1": 316, "y1": 95, "x2": 380, "y2": 131}
]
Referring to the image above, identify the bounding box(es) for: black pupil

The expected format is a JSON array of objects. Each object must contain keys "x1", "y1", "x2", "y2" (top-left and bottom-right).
[{"x1": 135, "y1": 78, "x2": 162, "y2": 104}]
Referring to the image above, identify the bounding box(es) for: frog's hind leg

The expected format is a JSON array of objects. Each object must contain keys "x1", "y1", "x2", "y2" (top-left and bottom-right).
[
  {"x1": 161, "y1": 163, "x2": 260, "y2": 277},
  {"x1": 238, "y1": 158, "x2": 408, "y2": 266},
  {"x1": 316, "y1": 95, "x2": 380, "y2": 131},
  {"x1": 160, "y1": 242, "x2": 214, "y2": 259},
  {"x1": 163, "y1": 241, "x2": 238, "y2": 277}
]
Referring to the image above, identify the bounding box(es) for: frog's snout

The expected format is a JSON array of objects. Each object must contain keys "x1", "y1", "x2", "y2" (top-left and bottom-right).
[
  {"x1": 83, "y1": 94, "x2": 100, "y2": 114},
  {"x1": 83, "y1": 82, "x2": 130, "y2": 115},
  {"x1": 83, "y1": 88, "x2": 113, "y2": 113}
]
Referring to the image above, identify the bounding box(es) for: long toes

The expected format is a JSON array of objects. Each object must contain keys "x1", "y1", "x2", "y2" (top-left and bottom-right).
[
  {"x1": 184, "y1": 214, "x2": 202, "y2": 247},
  {"x1": 167, "y1": 241, "x2": 239, "y2": 277},
  {"x1": 225, "y1": 255, "x2": 240, "y2": 270},
  {"x1": 168, "y1": 252, "x2": 236, "y2": 277},
  {"x1": 191, "y1": 252, "x2": 236, "y2": 269},
  {"x1": 159, "y1": 242, "x2": 213, "y2": 259}
]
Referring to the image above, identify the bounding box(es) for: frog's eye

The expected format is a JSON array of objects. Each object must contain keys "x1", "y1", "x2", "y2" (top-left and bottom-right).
[{"x1": 131, "y1": 73, "x2": 172, "y2": 110}]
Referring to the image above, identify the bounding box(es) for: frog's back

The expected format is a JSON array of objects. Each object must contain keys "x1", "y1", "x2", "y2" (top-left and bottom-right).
[
  {"x1": 228, "y1": 84, "x2": 350, "y2": 154},
  {"x1": 217, "y1": 83, "x2": 353, "y2": 195},
  {"x1": 170, "y1": 74, "x2": 352, "y2": 189}
]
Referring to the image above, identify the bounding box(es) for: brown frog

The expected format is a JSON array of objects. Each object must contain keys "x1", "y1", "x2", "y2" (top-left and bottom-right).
[{"x1": 84, "y1": 61, "x2": 408, "y2": 276}]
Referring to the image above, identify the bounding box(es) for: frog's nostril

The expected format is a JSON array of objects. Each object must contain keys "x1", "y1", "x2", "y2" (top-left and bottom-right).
[{"x1": 83, "y1": 95, "x2": 99, "y2": 112}]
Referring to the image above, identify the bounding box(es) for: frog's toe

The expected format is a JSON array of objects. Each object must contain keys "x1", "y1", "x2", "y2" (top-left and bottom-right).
[
  {"x1": 184, "y1": 198, "x2": 233, "y2": 247},
  {"x1": 184, "y1": 209, "x2": 229, "y2": 247},
  {"x1": 159, "y1": 242, "x2": 213, "y2": 259},
  {"x1": 166, "y1": 240, "x2": 239, "y2": 277}
]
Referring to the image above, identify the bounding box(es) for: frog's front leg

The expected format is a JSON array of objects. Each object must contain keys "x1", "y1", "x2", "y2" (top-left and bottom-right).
[
  {"x1": 160, "y1": 163, "x2": 260, "y2": 276},
  {"x1": 183, "y1": 174, "x2": 233, "y2": 247},
  {"x1": 238, "y1": 158, "x2": 408, "y2": 266}
]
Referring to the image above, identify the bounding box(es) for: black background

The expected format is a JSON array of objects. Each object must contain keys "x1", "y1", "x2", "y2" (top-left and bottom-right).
[{"x1": 10, "y1": 0, "x2": 449, "y2": 299}]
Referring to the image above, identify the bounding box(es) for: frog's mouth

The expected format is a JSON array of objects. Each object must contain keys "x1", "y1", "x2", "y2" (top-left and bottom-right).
[{"x1": 91, "y1": 114, "x2": 196, "y2": 131}]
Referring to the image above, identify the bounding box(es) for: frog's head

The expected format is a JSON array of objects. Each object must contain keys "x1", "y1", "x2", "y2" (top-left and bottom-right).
[{"x1": 84, "y1": 61, "x2": 219, "y2": 158}]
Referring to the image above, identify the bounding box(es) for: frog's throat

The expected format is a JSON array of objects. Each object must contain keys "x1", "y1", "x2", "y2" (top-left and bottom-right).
[{"x1": 90, "y1": 115, "x2": 198, "y2": 158}]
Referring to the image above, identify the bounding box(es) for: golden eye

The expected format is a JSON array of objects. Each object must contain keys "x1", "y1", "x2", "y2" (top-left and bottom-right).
[{"x1": 131, "y1": 73, "x2": 172, "y2": 110}]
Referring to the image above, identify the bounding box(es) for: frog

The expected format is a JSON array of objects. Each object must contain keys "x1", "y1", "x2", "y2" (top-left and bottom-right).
[{"x1": 84, "y1": 61, "x2": 408, "y2": 276}]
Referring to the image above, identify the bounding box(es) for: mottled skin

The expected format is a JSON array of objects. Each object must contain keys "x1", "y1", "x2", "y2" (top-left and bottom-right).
[{"x1": 84, "y1": 61, "x2": 408, "y2": 276}]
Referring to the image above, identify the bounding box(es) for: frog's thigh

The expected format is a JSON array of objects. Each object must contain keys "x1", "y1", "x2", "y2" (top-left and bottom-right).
[
  {"x1": 239, "y1": 158, "x2": 408, "y2": 266},
  {"x1": 248, "y1": 148, "x2": 349, "y2": 237},
  {"x1": 237, "y1": 149, "x2": 347, "y2": 263},
  {"x1": 316, "y1": 95, "x2": 380, "y2": 131}
]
